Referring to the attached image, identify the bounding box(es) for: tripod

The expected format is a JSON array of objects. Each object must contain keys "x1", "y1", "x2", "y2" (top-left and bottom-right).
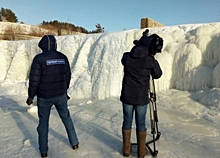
[{"x1": 131, "y1": 78, "x2": 161, "y2": 157}]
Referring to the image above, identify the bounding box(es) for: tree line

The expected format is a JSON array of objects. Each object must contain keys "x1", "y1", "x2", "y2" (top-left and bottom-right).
[
  {"x1": 40, "y1": 20, "x2": 104, "y2": 34},
  {"x1": 0, "y1": 7, "x2": 104, "y2": 34}
]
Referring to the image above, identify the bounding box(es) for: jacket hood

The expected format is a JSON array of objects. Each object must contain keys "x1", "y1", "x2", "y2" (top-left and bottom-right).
[
  {"x1": 38, "y1": 35, "x2": 57, "y2": 51},
  {"x1": 129, "y1": 45, "x2": 149, "y2": 58},
  {"x1": 137, "y1": 35, "x2": 151, "y2": 48}
]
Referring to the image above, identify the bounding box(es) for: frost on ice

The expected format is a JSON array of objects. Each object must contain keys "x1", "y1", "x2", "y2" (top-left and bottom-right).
[{"x1": 1, "y1": 23, "x2": 220, "y2": 102}]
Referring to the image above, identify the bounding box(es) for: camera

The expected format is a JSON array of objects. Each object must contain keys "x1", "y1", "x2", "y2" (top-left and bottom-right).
[{"x1": 133, "y1": 29, "x2": 163, "y2": 54}]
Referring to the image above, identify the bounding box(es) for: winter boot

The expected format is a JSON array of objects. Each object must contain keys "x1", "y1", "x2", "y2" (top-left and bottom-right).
[
  {"x1": 72, "y1": 142, "x2": 79, "y2": 150},
  {"x1": 41, "y1": 153, "x2": 47, "y2": 158},
  {"x1": 136, "y1": 130, "x2": 147, "y2": 158},
  {"x1": 122, "y1": 128, "x2": 131, "y2": 157}
]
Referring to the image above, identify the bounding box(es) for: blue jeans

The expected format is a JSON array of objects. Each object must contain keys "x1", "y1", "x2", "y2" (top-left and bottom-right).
[
  {"x1": 122, "y1": 103, "x2": 148, "y2": 131},
  {"x1": 37, "y1": 94, "x2": 78, "y2": 153}
]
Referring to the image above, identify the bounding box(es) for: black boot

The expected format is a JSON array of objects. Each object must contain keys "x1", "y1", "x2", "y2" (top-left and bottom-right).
[
  {"x1": 72, "y1": 142, "x2": 79, "y2": 150},
  {"x1": 41, "y1": 153, "x2": 47, "y2": 158}
]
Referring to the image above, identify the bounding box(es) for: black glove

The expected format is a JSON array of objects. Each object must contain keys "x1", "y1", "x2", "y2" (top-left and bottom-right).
[
  {"x1": 66, "y1": 93, "x2": 70, "y2": 100},
  {"x1": 133, "y1": 40, "x2": 139, "y2": 45},
  {"x1": 26, "y1": 97, "x2": 33, "y2": 106}
]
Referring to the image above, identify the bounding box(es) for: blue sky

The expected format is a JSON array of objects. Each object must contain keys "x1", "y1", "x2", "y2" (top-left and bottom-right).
[{"x1": 1, "y1": 0, "x2": 220, "y2": 32}]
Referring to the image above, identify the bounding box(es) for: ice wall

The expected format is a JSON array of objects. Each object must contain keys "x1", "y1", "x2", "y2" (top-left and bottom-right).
[{"x1": 1, "y1": 23, "x2": 220, "y2": 99}]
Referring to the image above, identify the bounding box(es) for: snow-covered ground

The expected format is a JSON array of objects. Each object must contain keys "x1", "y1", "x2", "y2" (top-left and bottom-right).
[{"x1": 0, "y1": 22, "x2": 220, "y2": 158}]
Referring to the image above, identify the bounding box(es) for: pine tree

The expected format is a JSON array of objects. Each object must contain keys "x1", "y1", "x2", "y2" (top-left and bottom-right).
[
  {"x1": 95, "y1": 23, "x2": 104, "y2": 33},
  {"x1": 0, "y1": 7, "x2": 18, "y2": 22},
  {"x1": 89, "y1": 23, "x2": 104, "y2": 33}
]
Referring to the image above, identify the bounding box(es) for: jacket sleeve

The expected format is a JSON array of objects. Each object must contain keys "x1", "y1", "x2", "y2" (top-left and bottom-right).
[
  {"x1": 121, "y1": 52, "x2": 129, "y2": 66},
  {"x1": 151, "y1": 59, "x2": 162, "y2": 79},
  {"x1": 28, "y1": 56, "x2": 41, "y2": 99},
  {"x1": 66, "y1": 57, "x2": 71, "y2": 90}
]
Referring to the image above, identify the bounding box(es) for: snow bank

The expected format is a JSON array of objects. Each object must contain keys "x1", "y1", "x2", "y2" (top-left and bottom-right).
[
  {"x1": 0, "y1": 22, "x2": 56, "y2": 36},
  {"x1": 1, "y1": 23, "x2": 220, "y2": 100}
]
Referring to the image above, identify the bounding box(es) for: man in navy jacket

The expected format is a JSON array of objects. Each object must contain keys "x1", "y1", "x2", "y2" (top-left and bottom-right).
[{"x1": 26, "y1": 35, "x2": 78, "y2": 158}]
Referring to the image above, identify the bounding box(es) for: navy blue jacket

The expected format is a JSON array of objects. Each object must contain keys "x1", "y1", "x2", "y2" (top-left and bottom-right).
[
  {"x1": 120, "y1": 45, "x2": 162, "y2": 105},
  {"x1": 28, "y1": 35, "x2": 71, "y2": 99}
]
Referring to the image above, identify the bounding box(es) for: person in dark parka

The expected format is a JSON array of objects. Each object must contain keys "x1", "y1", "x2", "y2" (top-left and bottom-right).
[
  {"x1": 26, "y1": 35, "x2": 78, "y2": 158},
  {"x1": 120, "y1": 30, "x2": 163, "y2": 158}
]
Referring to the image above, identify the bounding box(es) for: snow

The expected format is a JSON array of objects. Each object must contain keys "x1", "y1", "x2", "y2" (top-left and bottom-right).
[
  {"x1": 0, "y1": 22, "x2": 220, "y2": 158},
  {"x1": 0, "y1": 22, "x2": 57, "y2": 36}
]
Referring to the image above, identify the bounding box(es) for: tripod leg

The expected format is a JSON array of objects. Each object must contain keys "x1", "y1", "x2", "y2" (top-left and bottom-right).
[{"x1": 145, "y1": 79, "x2": 159, "y2": 157}]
